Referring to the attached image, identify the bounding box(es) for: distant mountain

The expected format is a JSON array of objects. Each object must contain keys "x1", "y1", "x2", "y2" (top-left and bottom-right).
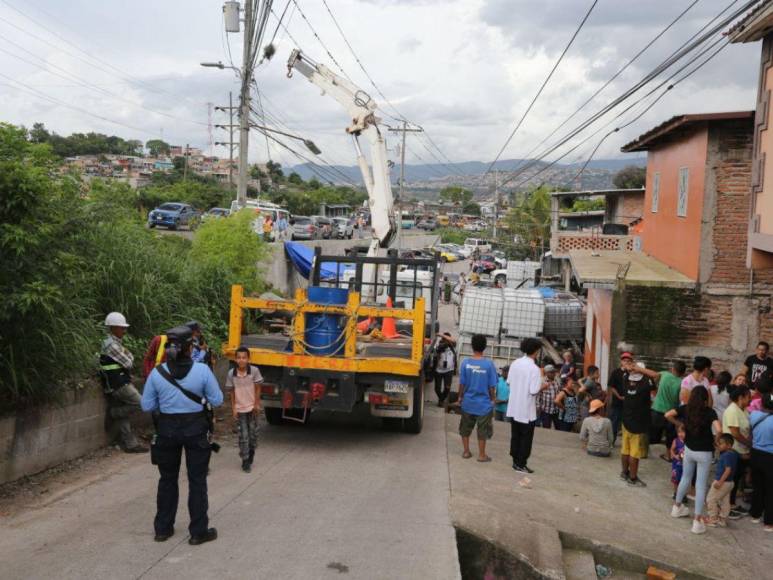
[{"x1": 289, "y1": 157, "x2": 646, "y2": 185}]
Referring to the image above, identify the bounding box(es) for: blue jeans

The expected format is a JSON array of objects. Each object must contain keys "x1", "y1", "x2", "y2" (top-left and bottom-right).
[
  {"x1": 676, "y1": 447, "x2": 713, "y2": 516},
  {"x1": 609, "y1": 405, "x2": 623, "y2": 444}
]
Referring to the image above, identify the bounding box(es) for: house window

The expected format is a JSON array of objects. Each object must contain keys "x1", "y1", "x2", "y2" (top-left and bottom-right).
[
  {"x1": 651, "y1": 172, "x2": 660, "y2": 213},
  {"x1": 677, "y1": 167, "x2": 689, "y2": 217}
]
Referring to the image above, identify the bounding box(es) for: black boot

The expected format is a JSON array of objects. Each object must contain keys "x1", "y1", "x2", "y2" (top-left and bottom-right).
[
  {"x1": 248, "y1": 449, "x2": 255, "y2": 466},
  {"x1": 189, "y1": 528, "x2": 218, "y2": 546},
  {"x1": 241, "y1": 458, "x2": 251, "y2": 473}
]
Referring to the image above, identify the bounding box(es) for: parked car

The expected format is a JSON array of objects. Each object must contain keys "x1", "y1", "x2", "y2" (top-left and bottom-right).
[
  {"x1": 202, "y1": 207, "x2": 230, "y2": 221},
  {"x1": 444, "y1": 243, "x2": 471, "y2": 259},
  {"x1": 148, "y1": 202, "x2": 199, "y2": 230},
  {"x1": 464, "y1": 238, "x2": 492, "y2": 255},
  {"x1": 332, "y1": 217, "x2": 354, "y2": 239},
  {"x1": 312, "y1": 216, "x2": 334, "y2": 239},
  {"x1": 434, "y1": 244, "x2": 463, "y2": 262},
  {"x1": 480, "y1": 253, "x2": 507, "y2": 269},
  {"x1": 473, "y1": 258, "x2": 497, "y2": 275},
  {"x1": 290, "y1": 216, "x2": 317, "y2": 240},
  {"x1": 417, "y1": 219, "x2": 437, "y2": 230}
]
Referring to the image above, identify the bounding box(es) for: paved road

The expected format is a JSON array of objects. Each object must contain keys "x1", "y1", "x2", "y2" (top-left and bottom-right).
[{"x1": 0, "y1": 297, "x2": 465, "y2": 580}]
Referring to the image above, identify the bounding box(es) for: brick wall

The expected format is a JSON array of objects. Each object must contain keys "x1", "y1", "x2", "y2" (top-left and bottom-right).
[
  {"x1": 621, "y1": 286, "x2": 760, "y2": 372},
  {"x1": 708, "y1": 122, "x2": 755, "y2": 284},
  {"x1": 619, "y1": 191, "x2": 644, "y2": 224},
  {"x1": 708, "y1": 120, "x2": 773, "y2": 285}
]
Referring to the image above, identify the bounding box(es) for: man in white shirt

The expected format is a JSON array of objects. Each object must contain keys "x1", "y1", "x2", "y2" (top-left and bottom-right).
[{"x1": 506, "y1": 338, "x2": 549, "y2": 473}]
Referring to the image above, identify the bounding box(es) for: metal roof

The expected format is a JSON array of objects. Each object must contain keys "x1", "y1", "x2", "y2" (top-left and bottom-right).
[
  {"x1": 569, "y1": 250, "x2": 695, "y2": 289},
  {"x1": 549, "y1": 188, "x2": 645, "y2": 198},
  {"x1": 728, "y1": 1, "x2": 773, "y2": 42},
  {"x1": 621, "y1": 111, "x2": 755, "y2": 152}
]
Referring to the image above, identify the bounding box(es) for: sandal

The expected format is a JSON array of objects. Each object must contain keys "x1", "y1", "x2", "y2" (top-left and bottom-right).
[
  {"x1": 462, "y1": 451, "x2": 472, "y2": 459},
  {"x1": 659, "y1": 454, "x2": 670, "y2": 462},
  {"x1": 477, "y1": 456, "x2": 492, "y2": 462}
]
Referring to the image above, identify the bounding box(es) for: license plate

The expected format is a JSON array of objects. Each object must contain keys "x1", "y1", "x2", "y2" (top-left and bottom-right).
[{"x1": 384, "y1": 380, "x2": 410, "y2": 393}]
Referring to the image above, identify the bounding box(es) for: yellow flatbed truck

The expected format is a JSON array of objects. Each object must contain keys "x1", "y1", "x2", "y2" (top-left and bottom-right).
[{"x1": 224, "y1": 249, "x2": 439, "y2": 433}]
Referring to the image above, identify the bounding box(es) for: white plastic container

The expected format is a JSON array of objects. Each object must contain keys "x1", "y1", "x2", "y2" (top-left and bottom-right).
[
  {"x1": 506, "y1": 261, "x2": 540, "y2": 288},
  {"x1": 459, "y1": 287, "x2": 503, "y2": 338},
  {"x1": 502, "y1": 288, "x2": 545, "y2": 338}
]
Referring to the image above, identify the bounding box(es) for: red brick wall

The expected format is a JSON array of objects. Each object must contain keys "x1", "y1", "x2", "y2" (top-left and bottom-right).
[
  {"x1": 708, "y1": 120, "x2": 773, "y2": 285},
  {"x1": 619, "y1": 191, "x2": 644, "y2": 224}
]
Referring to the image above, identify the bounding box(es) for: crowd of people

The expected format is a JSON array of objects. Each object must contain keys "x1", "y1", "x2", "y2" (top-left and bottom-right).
[{"x1": 446, "y1": 333, "x2": 773, "y2": 536}]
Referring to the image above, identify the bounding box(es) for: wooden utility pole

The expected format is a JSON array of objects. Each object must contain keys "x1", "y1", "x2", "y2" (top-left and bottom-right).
[{"x1": 183, "y1": 143, "x2": 189, "y2": 182}]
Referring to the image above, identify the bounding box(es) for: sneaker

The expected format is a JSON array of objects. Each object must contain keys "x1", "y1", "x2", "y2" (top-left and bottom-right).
[
  {"x1": 241, "y1": 460, "x2": 252, "y2": 473},
  {"x1": 627, "y1": 477, "x2": 647, "y2": 487},
  {"x1": 732, "y1": 505, "x2": 749, "y2": 514},
  {"x1": 512, "y1": 464, "x2": 528, "y2": 473},
  {"x1": 691, "y1": 519, "x2": 706, "y2": 535},
  {"x1": 189, "y1": 527, "x2": 218, "y2": 546},
  {"x1": 705, "y1": 518, "x2": 719, "y2": 528},
  {"x1": 765, "y1": 526, "x2": 773, "y2": 533},
  {"x1": 619, "y1": 471, "x2": 629, "y2": 482},
  {"x1": 522, "y1": 465, "x2": 535, "y2": 474},
  {"x1": 728, "y1": 510, "x2": 746, "y2": 520},
  {"x1": 751, "y1": 516, "x2": 762, "y2": 524},
  {"x1": 671, "y1": 504, "x2": 690, "y2": 518}
]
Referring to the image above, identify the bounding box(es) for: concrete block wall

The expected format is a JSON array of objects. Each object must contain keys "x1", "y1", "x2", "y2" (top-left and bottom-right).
[{"x1": 0, "y1": 384, "x2": 109, "y2": 485}]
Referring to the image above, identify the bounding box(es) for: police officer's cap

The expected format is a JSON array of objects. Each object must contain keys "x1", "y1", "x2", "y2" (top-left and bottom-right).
[{"x1": 166, "y1": 325, "x2": 193, "y2": 346}]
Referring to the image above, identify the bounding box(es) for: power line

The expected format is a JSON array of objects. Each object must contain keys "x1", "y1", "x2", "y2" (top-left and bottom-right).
[
  {"x1": 287, "y1": 0, "x2": 352, "y2": 81},
  {"x1": 0, "y1": 39, "x2": 208, "y2": 127},
  {"x1": 504, "y1": 0, "x2": 707, "y2": 183},
  {"x1": 485, "y1": 0, "x2": 599, "y2": 176},
  {"x1": 498, "y1": 0, "x2": 757, "y2": 190}
]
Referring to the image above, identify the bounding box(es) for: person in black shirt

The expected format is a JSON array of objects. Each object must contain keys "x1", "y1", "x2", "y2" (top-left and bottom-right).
[
  {"x1": 742, "y1": 341, "x2": 773, "y2": 388},
  {"x1": 620, "y1": 360, "x2": 658, "y2": 487},
  {"x1": 608, "y1": 352, "x2": 633, "y2": 444}
]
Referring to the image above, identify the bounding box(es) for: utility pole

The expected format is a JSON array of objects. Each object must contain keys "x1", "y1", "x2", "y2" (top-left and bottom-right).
[
  {"x1": 215, "y1": 91, "x2": 238, "y2": 193},
  {"x1": 388, "y1": 122, "x2": 423, "y2": 248},
  {"x1": 237, "y1": 0, "x2": 254, "y2": 206},
  {"x1": 183, "y1": 143, "x2": 189, "y2": 182},
  {"x1": 493, "y1": 170, "x2": 499, "y2": 239}
]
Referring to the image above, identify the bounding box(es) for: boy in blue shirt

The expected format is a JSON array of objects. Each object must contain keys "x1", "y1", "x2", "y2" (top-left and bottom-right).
[
  {"x1": 459, "y1": 334, "x2": 498, "y2": 462},
  {"x1": 495, "y1": 365, "x2": 511, "y2": 422},
  {"x1": 706, "y1": 433, "x2": 739, "y2": 527}
]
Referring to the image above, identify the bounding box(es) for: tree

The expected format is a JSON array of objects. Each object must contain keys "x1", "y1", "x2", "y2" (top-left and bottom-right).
[
  {"x1": 266, "y1": 160, "x2": 284, "y2": 182},
  {"x1": 29, "y1": 122, "x2": 50, "y2": 144},
  {"x1": 439, "y1": 185, "x2": 473, "y2": 206},
  {"x1": 307, "y1": 177, "x2": 322, "y2": 190},
  {"x1": 288, "y1": 172, "x2": 303, "y2": 185},
  {"x1": 613, "y1": 165, "x2": 646, "y2": 189},
  {"x1": 463, "y1": 201, "x2": 481, "y2": 216},
  {"x1": 146, "y1": 139, "x2": 171, "y2": 157},
  {"x1": 505, "y1": 186, "x2": 552, "y2": 259}
]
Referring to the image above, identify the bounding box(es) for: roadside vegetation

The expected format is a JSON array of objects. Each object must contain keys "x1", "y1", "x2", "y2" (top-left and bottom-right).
[{"x1": 0, "y1": 123, "x2": 266, "y2": 411}]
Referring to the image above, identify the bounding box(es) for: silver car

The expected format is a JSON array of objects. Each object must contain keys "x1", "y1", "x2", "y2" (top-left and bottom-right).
[
  {"x1": 332, "y1": 217, "x2": 354, "y2": 239},
  {"x1": 291, "y1": 216, "x2": 317, "y2": 240}
]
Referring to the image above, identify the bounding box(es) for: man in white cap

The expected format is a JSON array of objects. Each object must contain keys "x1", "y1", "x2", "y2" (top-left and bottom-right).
[{"x1": 99, "y1": 312, "x2": 148, "y2": 453}]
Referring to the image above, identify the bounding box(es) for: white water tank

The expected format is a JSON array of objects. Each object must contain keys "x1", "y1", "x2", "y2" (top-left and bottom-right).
[
  {"x1": 502, "y1": 289, "x2": 544, "y2": 338},
  {"x1": 223, "y1": 1, "x2": 241, "y2": 32},
  {"x1": 459, "y1": 287, "x2": 503, "y2": 338},
  {"x1": 506, "y1": 261, "x2": 540, "y2": 288}
]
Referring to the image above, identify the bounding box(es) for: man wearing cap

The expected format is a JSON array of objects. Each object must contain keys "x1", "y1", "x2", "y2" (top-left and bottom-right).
[
  {"x1": 620, "y1": 359, "x2": 660, "y2": 487},
  {"x1": 607, "y1": 352, "x2": 633, "y2": 445},
  {"x1": 99, "y1": 312, "x2": 148, "y2": 453},
  {"x1": 141, "y1": 326, "x2": 224, "y2": 545},
  {"x1": 536, "y1": 364, "x2": 561, "y2": 429}
]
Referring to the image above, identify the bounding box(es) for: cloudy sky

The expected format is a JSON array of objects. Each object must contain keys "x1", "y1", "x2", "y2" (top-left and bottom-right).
[{"x1": 0, "y1": 0, "x2": 762, "y2": 172}]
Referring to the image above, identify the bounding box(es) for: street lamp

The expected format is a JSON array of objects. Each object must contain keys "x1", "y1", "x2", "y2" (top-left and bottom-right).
[{"x1": 200, "y1": 61, "x2": 225, "y2": 69}]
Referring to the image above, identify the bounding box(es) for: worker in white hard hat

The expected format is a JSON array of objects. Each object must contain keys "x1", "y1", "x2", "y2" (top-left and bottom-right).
[{"x1": 98, "y1": 312, "x2": 148, "y2": 453}]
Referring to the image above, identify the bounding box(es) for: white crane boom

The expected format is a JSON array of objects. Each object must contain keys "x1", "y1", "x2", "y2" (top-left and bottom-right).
[{"x1": 286, "y1": 49, "x2": 396, "y2": 255}]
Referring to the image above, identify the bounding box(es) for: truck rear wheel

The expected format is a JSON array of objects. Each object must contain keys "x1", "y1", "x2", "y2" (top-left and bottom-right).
[
  {"x1": 265, "y1": 407, "x2": 284, "y2": 425},
  {"x1": 403, "y1": 384, "x2": 424, "y2": 434}
]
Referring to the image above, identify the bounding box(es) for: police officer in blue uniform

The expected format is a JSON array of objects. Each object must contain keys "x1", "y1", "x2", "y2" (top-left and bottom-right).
[{"x1": 141, "y1": 325, "x2": 223, "y2": 545}]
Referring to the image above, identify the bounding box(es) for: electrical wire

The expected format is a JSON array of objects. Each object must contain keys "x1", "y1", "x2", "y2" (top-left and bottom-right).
[
  {"x1": 498, "y1": 0, "x2": 757, "y2": 190},
  {"x1": 484, "y1": 0, "x2": 599, "y2": 177},
  {"x1": 287, "y1": 0, "x2": 352, "y2": 81},
  {"x1": 503, "y1": 0, "x2": 710, "y2": 183}
]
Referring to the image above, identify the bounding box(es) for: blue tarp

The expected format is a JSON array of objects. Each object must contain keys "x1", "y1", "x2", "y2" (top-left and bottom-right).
[
  {"x1": 284, "y1": 241, "x2": 353, "y2": 280},
  {"x1": 536, "y1": 286, "x2": 557, "y2": 298}
]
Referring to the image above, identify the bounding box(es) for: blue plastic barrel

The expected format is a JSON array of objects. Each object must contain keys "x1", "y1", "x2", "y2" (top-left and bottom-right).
[{"x1": 305, "y1": 286, "x2": 348, "y2": 356}]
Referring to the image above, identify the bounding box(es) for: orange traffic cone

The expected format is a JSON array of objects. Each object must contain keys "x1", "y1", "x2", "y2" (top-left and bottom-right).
[
  {"x1": 381, "y1": 297, "x2": 401, "y2": 339},
  {"x1": 357, "y1": 316, "x2": 374, "y2": 334}
]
